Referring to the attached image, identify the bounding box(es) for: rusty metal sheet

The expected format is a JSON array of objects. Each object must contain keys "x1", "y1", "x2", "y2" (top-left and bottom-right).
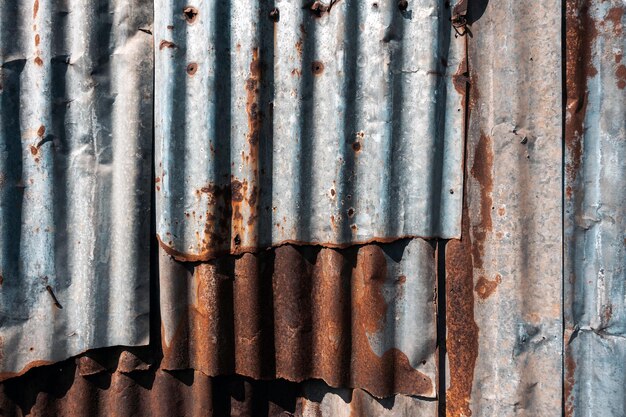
[
  {"x1": 0, "y1": 0, "x2": 153, "y2": 378},
  {"x1": 445, "y1": 0, "x2": 563, "y2": 415},
  {"x1": 159, "y1": 238, "x2": 437, "y2": 398},
  {"x1": 564, "y1": 1, "x2": 626, "y2": 416},
  {"x1": 0, "y1": 347, "x2": 437, "y2": 417},
  {"x1": 154, "y1": 0, "x2": 466, "y2": 261}
]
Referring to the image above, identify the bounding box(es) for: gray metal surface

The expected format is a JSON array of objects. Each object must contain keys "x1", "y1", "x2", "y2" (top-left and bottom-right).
[
  {"x1": 564, "y1": 1, "x2": 626, "y2": 416},
  {"x1": 154, "y1": 0, "x2": 465, "y2": 261},
  {"x1": 0, "y1": 0, "x2": 153, "y2": 378},
  {"x1": 158, "y1": 238, "x2": 438, "y2": 398},
  {"x1": 445, "y1": 0, "x2": 563, "y2": 415}
]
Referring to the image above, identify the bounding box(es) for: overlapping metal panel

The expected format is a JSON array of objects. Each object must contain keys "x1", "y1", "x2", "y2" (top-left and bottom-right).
[
  {"x1": 445, "y1": 0, "x2": 563, "y2": 415},
  {"x1": 159, "y1": 238, "x2": 437, "y2": 398},
  {"x1": 564, "y1": 1, "x2": 626, "y2": 416},
  {"x1": 0, "y1": 0, "x2": 153, "y2": 378},
  {"x1": 154, "y1": 0, "x2": 465, "y2": 261},
  {"x1": 0, "y1": 347, "x2": 436, "y2": 417}
]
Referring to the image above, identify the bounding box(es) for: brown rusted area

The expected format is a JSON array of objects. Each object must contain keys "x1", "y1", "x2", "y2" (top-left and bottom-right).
[
  {"x1": 309, "y1": 0, "x2": 341, "y2": 17},
  {"x1": 565, "y1": 0, "x2": 598, "y2": 186},
  {"x1": 34, "y1": 34, "x2": 40, "y2": 46},
  {"x1": 474, "y1": 274, "x2": 501, "y2": 300},
  {"x1": 183, "y1": 6, "x2": 198, "y2": 24},
  {"x1": 29, "y1": 145, "x2": 38, "y2": 156},
  {"x1": 564, "y1": 343, "x2": 576, "y2": 417},
  {"x1": 269, "y1": 7, "x2": 280, "y2": 22},
  {"x1": 446, "y1": 218, "x2": 479, "y2": 416},
  {"x1": 33, "y1": 0, "x2": 39, "y2": 19},
  {"x1": 616, "y1": 53, "x2": 623, "y2": 64},
  {"x1": 604, "y1": 6, "x2": 624, "y2": 35},
  {"x1": 37, "y1": 125, "x2": 45, "y2": 137},
  {"x1": 468, "y1": 132, "x2": 493, "y2": 270},
  {"x1": 161, "y1": 242, "x2": 434, "y2": 398},
  {"x1": 352, "y1": 141, "x2": 361, "y2": 152},
  {"x1": 397, "y1": 0, "x2": 409, "y2": 12},
  {"x1": 311, "y1": 60, "x2": 324, "y2": 75},
  {"x1": 159, "y1": 40, "x2": 177, "y2": 50},
  {"x1": 34, "y1": 56, "x2": 43, "y2": 66},
  {"x1": 0, "y1": 360, "x2": 53, "y2": 382},
  {"x1": 186, "y1": 62, "x2": 198, "y2": 76}
]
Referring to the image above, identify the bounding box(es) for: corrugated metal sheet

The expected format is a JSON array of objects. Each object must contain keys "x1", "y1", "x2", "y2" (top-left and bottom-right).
[
  {"x1": 0, "y1": 347, "x2": 436, "y2": 417},
  {"x1": 154, "y1": 0, "x2": 466, "y2": 261},
  {"x1": 0, "y1": 0, "x2": 153, "y2": 378},
  {"x1": 445, "y1": 0, "x2": 563, "y2": 415},
  {"x1": 159, "y1": 238, "x2": 437, "y2": 398},
  {"x1": 564, "y1": 1, "x2": 626, "y2": 416}
]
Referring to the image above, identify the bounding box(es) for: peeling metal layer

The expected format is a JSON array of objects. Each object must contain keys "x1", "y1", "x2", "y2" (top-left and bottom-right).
[
  {"x1": 447, "y1": 0, "x2": 563, "y2": 415},
  {"x1": 154, "y1": 0, "x2": 465, "y2": 261},
  {"x1": 0, "y1": 0, "x2": 153, "y2": 377},
  {"x1": 564, "y1": 1, "x2": 626, "y2": 416},
  {"x1": 159, "y1": 239, "x2": 437, "y2": 398},
  {"x1": 0, "y1": 347, "x2": 437, "y2": 417}
]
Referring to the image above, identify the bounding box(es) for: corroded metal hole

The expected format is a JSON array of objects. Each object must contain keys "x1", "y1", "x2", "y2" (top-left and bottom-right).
[
  {"x1": 398, "y1": 0, "x2": 408, "y2": 11},
  {"x1": 183, "y1": 6, "x2": 198, "y2": 23},
  {"x1": 311, "y1": 61, "x2": 324, "y2": 75},
  {"x1": 187, "y1": 62, "x2": 198, "y2": 76}
]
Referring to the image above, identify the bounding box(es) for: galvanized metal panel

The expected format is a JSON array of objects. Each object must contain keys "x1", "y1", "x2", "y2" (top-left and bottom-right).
[
  {"x1": 446, "y1": 0, "x2": 563, "y2": 415},
  {"x1": 159, "y1": 238, "x2": 437, "y2": 398},
  {"x1": 565, "y1": 1, "x2": 626, "y2": 416},
  {"x1": 154, "y1": 0, "x2": 465, "y2": 261},
  {"x1": 0, "y1": 348, "x2": 436, "y2": 417},
  {"x1": 0, "y1": 0, "x2": 153, "y2": 378}
]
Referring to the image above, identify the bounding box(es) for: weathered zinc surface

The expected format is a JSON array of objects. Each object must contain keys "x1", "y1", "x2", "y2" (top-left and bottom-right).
[
  {"x1": 0, "y1": 0, "x2": 152, "y2": 378},
  {"x1": 154, "y1": 0, "x2": 465, "y2": 261},
  {"x1": 565, "y1": 1, "x2": 626, "y2": 416},
  {"x1": 446, "y1": 0, "x2": 563, "y2": 415},
  {"x1": 158, "y1": 239, "x2": 437, "y2": 398},
  {"x1": 0, "y1": 347, "x2": 436, "y2": 417}
]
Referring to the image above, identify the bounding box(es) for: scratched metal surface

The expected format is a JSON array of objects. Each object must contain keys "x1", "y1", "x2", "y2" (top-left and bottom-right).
[
  {"x1": 564, "y1": 1, "x2": 626, "y2": 416},
  {"x1": 154, "y1": 0, "x2": 465, "y2": 261},
  {"x1": 0, "y1": 0, "x2": 153, "y2": 378},
  {"x1": 0, "y1": 347, "x2": 436, "y2": 417},
  {"x1": 445, "y1": 0, "x2": 563, "y2": 415},
  {"x1": 159, "y1": 239, "x2": 438, "y2": 398}
]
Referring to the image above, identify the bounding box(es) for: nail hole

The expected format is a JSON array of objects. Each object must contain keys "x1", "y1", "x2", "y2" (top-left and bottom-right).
[
  {"x1": 311, "y1": 60, "x2": 324, "y2": 75},
  {"x1": 187, "y1": 62, "x2": 198, "y2": 75},
  {"x1": 183, "y1": 6, "x2": 198, "y2": 23}
]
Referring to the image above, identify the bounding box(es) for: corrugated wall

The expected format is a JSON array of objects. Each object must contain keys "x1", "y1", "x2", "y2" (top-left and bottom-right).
[
  {"x1": 0, "y1": 0, "x2": 153, "y2": 378},
  {"x1": 1, "y1": 0, "x2": 625, "y2": 416},
  {"x1": 565, "y1": 0, "x2": 626, "y2": 416}
]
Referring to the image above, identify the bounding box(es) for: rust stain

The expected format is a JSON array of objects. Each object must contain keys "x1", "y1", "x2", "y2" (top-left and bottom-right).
[
  {"x1": 474, "y1": 274, "x2": 501, "y2": 300},
  {"x1": 0, "y1": 273, "x2": 3, "y2": 286},
  {"x1": 34, "y1": 34, "x2": 40, "y2": 46},
  {"x1": 34, "y1": 56, "x2": 43, "y2": 66},
  {"x1": 37, "y1": 125, "x2": 45, "y2": 137},
  {"x1": 565, "y1": 0, "x2": 598, "y2": 186},
  {"x1": 604, "y1": 6, "x2": 624, "y2": 36},
  {"x1": 564, "y1": 343, "x2": 576, "y2": 417},
  {"x1": 159, "y1": 40, "x2": 177, "y2": 50},
  {"x1": 469, "y1": 132, "x2": 494, "y2": 270},
  {"x1": 33, "y1": 0, "x2": 39, "y2": 19},
  {"x1": 616, "y1": 53, "x2": 623, "y2": 64},
  {"x1": 186, "y1": 62, "x2": 198, "y2": 76},
  {"x1": 29, "y1": 145, "x2": 38, "y2": 156}
]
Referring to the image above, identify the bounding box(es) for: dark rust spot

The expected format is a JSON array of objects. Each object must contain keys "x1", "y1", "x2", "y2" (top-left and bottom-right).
[
  {"x1": 183, "y1": 6, "x2": 198, "y2": 24},
  {"x1": 398, "y1": 0, "x2": 408, "y2": 11},
  {"x1": 234, "y1": 234, "x2": 241, "y2": 246},
  {"x1": 311, "y1": 61, "x2": 324, "y2": 75},
  {"x1": 330, "y1": 188, "x2": 336, "y2": 197},
  {"x1": 29, "y1": 145, "x2": 38, "y2": 156},
  {"x1": 269, "y1": 7, "x2": 280, "y2": 22},
  {"x1": 0, "y1": 274, "x2": 3, "y2": 286},
  {"x1": 474, "y1": 274, "x2": 502, "y2": 299},
  {"x1": 167, "y1": 25, "x2": 174, "y2": 30},
  {"x1": 295, "y1": 39, "x2": 303, "y2": 57},
  {"x1": 186, "y1": 62, "x2": 198, "y2": 76},
  {"x1": 616, "y1": 53, "x2": 623, "y2": 64},
  {"x1": 352, "y1": 141, "x2": 361, "y2": 152},
  {"x1": 34, "y1": 34, "x2": 40, "y2": 46},
  {"x1": 34, "y1": 57, "x2": 43, "y2": 66},
  {"x1": 231, "y1": 180, "x2": 244, "y2": 202},
  {"x1": 347, "y1": 207, "x2": 355, "y2": 217},
  {"x1": 33, "y1": 0, "x2": 39, "y2": 19},
  {"x1": 159, "y1": 40, "x2": 177, "y2": 50},
  {"x1": 37, "y1": 125, "x2": 45, "y2": 137},
  {"x1": 605, "y1": 7, "x2": 624, "y2": 36}
]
